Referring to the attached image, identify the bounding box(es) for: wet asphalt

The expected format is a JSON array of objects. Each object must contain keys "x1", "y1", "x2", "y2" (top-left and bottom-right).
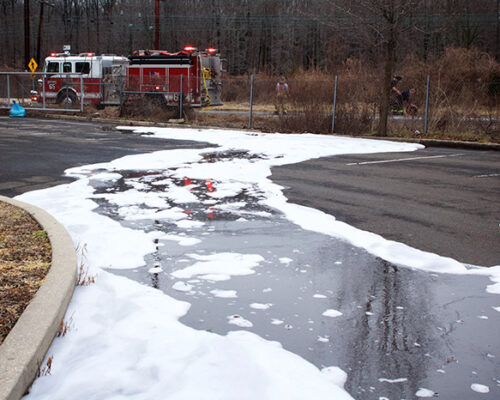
[
  {"x1": 1, "y1": 117, "x2": 499, "y2": 399},
  {"x1": 271, "y1": 148, "x2": 500, "y2": 267},
  {"x1": 0, "y1": 116, "x2": 210, "y2": 197}
]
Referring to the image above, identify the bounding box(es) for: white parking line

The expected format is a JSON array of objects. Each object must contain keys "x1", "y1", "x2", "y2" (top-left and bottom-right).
[
  {"x1": 474, "y1": 173, "x2": 500, "y2": 178},
  {"x1": 346, "y1": 153, "x2": 464, "y2": 166}
]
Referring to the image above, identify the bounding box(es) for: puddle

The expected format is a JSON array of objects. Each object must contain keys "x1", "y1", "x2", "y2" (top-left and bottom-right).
[{"x1": 88, "y1": 167, "x2": 500, "y2": 400}]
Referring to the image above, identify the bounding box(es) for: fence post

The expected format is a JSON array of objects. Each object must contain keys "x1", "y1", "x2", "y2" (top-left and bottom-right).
[
  {"x1": 80, "y1": 76, "x2": 84, "y2": 112},
  {"x1": 249, "y1": 74, "x2": 254, "y2": 129},
  {"x1": 42, "y1": 75, "x2": 46, "y2": 109},
  {"x1": 424, "y1": 75, "x2": 430, "y2": 135},
  {"x1": 180, "y1": 75, "x2": 183, "y2": 119},
  {"x1": 7, "y1": 75, "x2": 10, "y2": 106},
  {"x1": 330, "y1": 75, "x2": 338, "y2": 133},
  {"x1": 65, "y1": 74, "x2": 68, "y2": 110},
  {"x1": 119, "y1": 75, "x2": 124, "y2": 106},
  {"x1": 21, "y1": 77, "x2": 25, "y2": 105}
]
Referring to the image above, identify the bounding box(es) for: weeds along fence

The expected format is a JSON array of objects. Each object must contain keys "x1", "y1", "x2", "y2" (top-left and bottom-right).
[{"x1": 218, "y1": 74, "x2": 500, "y2": 141}]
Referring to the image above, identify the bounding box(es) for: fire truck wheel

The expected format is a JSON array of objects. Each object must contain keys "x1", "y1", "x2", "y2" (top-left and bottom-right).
[{"x1": 56, "y1": 90, "x2": 78, "y2": 106}]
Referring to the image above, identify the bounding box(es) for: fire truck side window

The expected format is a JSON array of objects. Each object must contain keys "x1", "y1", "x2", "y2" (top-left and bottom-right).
[
  {"x1": 75, "y1": 62, "x2": 90, "y2": 74},
  {"x1": 63, "y1": 62, "x2": 72, "y2": 73},
  {"x1": 47, "y1": 62, "x2": 59, "y2": 73}
]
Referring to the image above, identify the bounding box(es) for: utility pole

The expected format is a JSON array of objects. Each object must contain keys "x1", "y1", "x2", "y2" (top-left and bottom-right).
[
  {"x1": 36, "y1": 0, "x2": 45, "y2": 65},
  {"x1": 155, "y1": 0, "x2": 160, "y2": 49},
  {"x1": 24, "y1": 0, "x2": 30, "y2": 69},
  {"x1": 497, "y1": 0, "x2": 500, "y2": 60},
  {"x1": 35, "y1": 1, "x2": 54, "y2": 67}
]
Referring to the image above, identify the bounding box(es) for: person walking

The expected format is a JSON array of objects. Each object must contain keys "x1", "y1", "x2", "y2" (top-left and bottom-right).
[
  {"x1": 275, "y1": 75, "x2": 289, "y2": 115},
  {"x1": 390, "y1": 75, "x2": 404, "y2": 115}
]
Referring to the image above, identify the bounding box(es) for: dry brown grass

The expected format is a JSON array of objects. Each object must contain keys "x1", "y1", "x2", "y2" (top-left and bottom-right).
[
  {"x1": 216, "y1": 47, "x2": 500, "y2": 140},
  {"x1": 0, "y1": 201, "x2": 51, "y2": 344}
]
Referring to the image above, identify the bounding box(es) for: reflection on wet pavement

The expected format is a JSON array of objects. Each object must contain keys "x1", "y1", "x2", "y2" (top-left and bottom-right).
[{"x1": 89, "y1": 165, "x2": 500, "y2": 400}]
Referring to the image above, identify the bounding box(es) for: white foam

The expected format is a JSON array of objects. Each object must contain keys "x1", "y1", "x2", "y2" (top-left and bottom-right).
[
  {"x1": 227, "y1": 314, "x2": 253, "y2": 328},
  {"x1": 378, "y1": 378, "x2": 408, "y2": 384},
  {"x1": 321, "y1": 366, "x2": 347, "y2": 388},
  {"x1": 471, "y1": 383, "x2": 489, "y2": 393},
  {"x1": 250, "y1": 303, "x2": 272, "y2": 310},
  {"x1": 322, "y1": 309, "x2": 343, "y2": 318},
  {"x1": 171, "y1": 252, "x2": 264, "y2": 281},
  {"x1": 416, "y1": 388, "x2": 436, "y2": 397},
  {"x1": 210, "y1": 289, "x2": 238, "y2": 298}
]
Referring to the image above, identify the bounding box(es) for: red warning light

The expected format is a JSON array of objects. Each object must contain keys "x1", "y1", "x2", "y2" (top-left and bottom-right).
[
  {"x1": 86, "y1": 52, "x2": 94, "y2": 57},
  {"x1": 184, "y1": 46, "x2": 197, "y2": 52},
  {"x1": 207, "y1": 48, "x2": 217, "y2": 54}
]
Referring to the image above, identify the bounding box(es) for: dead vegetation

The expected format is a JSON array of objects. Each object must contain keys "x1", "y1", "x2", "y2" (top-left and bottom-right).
[
  {"x1": 75, "y1": 243, "x2": 96, "y2": 286},
  {"x1": 37, "y1": 355, "x2": 53, "y2": 377},
  {"x1": 215, "y1": 47, "x2": 500, "y2": 141},
  {"x1": 119, "y1": 94, "x2": 194, "y2": 123},
  {"x1": 0, "y1": 201, "x2": 51, "y2": 344}
]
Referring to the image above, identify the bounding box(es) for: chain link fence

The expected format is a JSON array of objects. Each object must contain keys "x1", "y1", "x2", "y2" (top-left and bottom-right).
[
  {"x1": 0, "y1": 72, "x2": 86, "y2": 112},
  {"x1": 2, "y1": 71, "x2": 499, "y2": 142},
  {"x1": 208, "y1": 74, "x2": 499, "y2": 142}
]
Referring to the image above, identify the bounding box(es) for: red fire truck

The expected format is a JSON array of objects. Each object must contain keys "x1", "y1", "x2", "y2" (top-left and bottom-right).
[{"x1": 32, "y1": 46, "x2": 223, "y2": 108}]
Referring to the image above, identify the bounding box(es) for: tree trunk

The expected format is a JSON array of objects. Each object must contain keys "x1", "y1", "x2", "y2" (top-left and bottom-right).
[{"x1": 377, "y1": 29, "x2": 396, "y2": 137}]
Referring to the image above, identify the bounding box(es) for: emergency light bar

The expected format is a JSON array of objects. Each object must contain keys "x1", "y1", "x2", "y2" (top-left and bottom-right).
[
  {"x1": 184, "y1": 46, "x2": 197, "y2": 52},
  {"x1": 207, "y1": 48, "x2": 217, "y2": 54}
]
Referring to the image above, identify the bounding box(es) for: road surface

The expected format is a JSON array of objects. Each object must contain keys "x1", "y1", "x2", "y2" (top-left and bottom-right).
[{"x1": 271, "y1": 148, "x2": 500, "y2": 267}]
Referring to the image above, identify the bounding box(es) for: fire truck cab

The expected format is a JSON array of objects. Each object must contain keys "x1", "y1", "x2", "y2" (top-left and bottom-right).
[{"x1": 39, "y1": 51, "x2": 128, "y2": 105}]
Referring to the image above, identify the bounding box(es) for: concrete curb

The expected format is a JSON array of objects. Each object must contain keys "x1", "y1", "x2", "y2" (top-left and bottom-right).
[{"x1": 0, "y1": 196, "x2": 77, "y2": 400}]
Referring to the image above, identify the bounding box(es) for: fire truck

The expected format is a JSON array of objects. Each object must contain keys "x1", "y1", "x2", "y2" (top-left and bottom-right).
[{"x1": 32, "y1": 46, "x2": 223, "y2": 108}]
